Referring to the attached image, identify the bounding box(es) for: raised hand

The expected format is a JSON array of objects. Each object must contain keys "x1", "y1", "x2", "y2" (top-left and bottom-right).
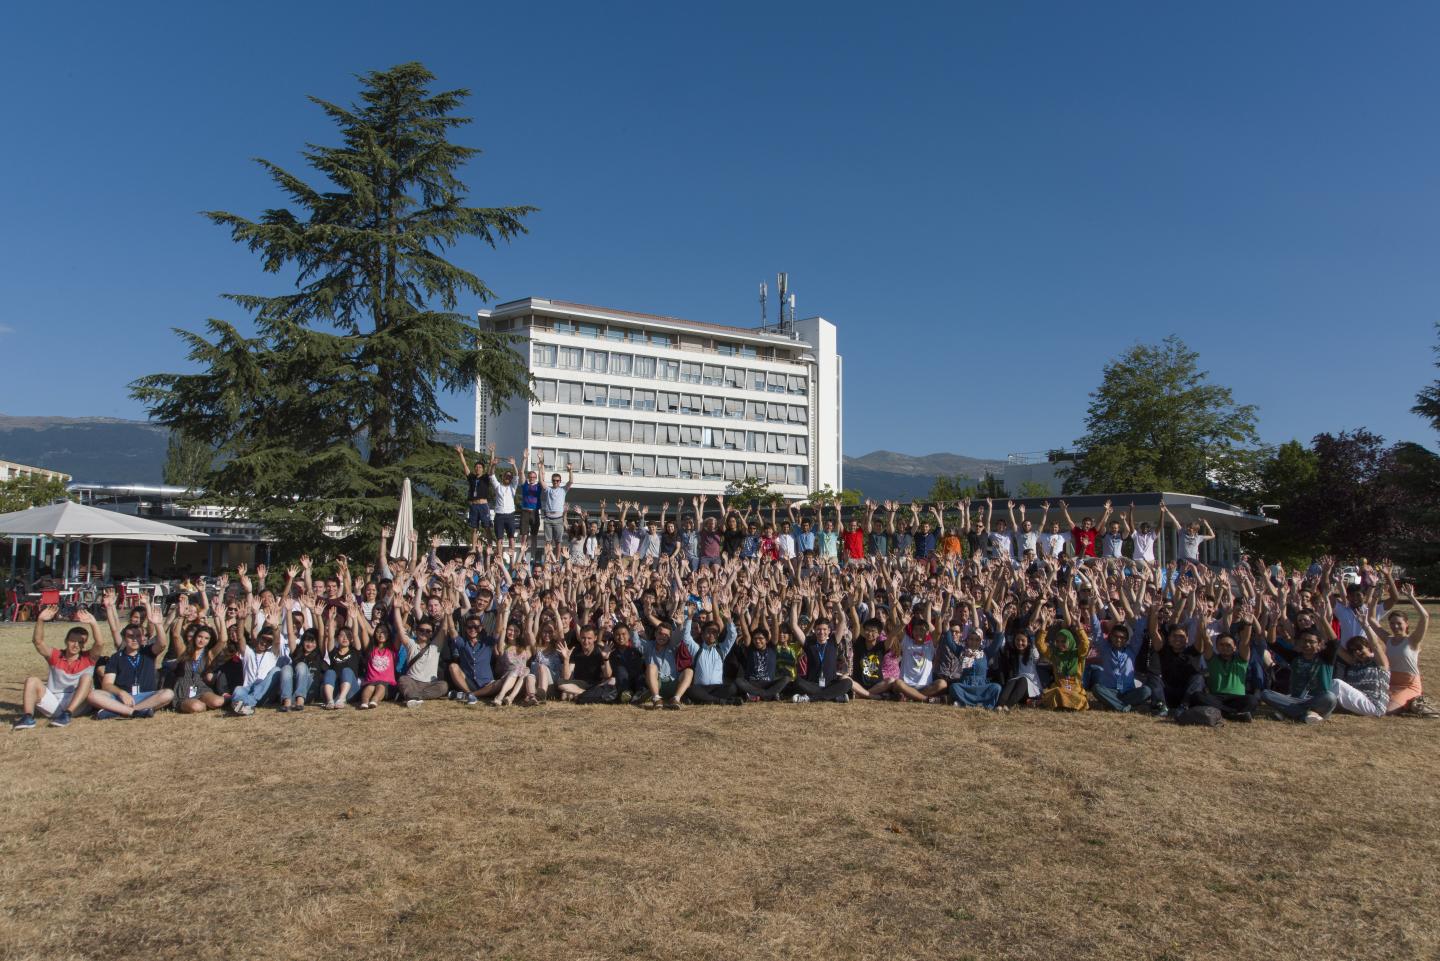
[
  {"x1": 74, "y1": 608, "x2": 96, "y2": 624},
  {"x1": 299, "y1": 555, "x2": 312, "y2": 571}
]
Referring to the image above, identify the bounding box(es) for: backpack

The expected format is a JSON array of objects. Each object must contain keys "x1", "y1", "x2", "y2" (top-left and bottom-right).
[{"x1": 1175, "y1": 705, "x2": 1223, "y2": 728}]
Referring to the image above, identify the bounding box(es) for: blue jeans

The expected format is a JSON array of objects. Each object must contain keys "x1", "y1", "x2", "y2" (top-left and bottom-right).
[
  {"x1": 232, "y1": 670, "x2": 279, "y2": 708},
  {"x1": 281, "y1": 662, "x2": 314, "y2": 702},
  {"x1": 1092, "y1": 683, "x2": 1153, "y2": 713},
  {"x1": 1261, "y1": 689, "x2": 1338, "y2": 720},
  {"x1": 323, "y1": 667, "x2": 360, "y2": 700}
]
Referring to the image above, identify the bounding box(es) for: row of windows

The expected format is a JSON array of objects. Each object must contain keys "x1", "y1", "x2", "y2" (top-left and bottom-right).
[
  {"x1": 532, "y1": 415, "x2": 810, "y2": 455},
  {"x1": 533, "y1": 379, "x2": 808, "y2": 425},
  {"x1": 531, "y1": 447, "x2": 807, "y2": 485},
  {"x1": 530, "y1": 345, "x2": 808, "y2": 396}
]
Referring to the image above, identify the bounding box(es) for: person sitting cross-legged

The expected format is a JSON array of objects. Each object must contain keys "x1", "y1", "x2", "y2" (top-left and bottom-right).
[
  {"x1": 13, "y1": 605, "x2": 102, "y2": 730},
  {"x1": 678, "y1": 594, "x2": 739, "y2": 705},
  {"x1": 87, "y1": 606, "x2": 174, "y2": 719}
]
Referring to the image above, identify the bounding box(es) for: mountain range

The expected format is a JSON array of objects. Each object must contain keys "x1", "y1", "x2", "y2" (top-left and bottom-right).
[{"x1": 0, "y1": 415, "x2": 1004, "y2": 500}]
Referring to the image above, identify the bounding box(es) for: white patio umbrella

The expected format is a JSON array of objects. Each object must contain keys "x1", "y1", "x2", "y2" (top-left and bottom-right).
[
  {"x1": 0, "y1": 500, "x2": 202, "y2": 583},
  {"x1": 388, "y1": 478, "x2": 416, "y2": 562}
]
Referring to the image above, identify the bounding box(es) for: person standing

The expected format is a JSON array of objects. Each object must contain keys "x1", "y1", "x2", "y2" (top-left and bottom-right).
[
  {"x1": 539, "y1": 458, "x2": 575, "y2": 556},
  {"x1": 455, "y1": 444, "x2": 492, "y2": 551}
]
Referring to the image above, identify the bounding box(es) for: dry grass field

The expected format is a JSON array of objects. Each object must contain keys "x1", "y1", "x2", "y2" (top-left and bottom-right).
[{"x1": 1, "y1": 617, "x2": 1438, "y2": 961}]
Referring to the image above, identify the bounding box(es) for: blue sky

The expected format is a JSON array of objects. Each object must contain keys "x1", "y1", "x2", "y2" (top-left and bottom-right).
[{"x1": 3, "y1": 0, "x2": 1438, "y2": 459}]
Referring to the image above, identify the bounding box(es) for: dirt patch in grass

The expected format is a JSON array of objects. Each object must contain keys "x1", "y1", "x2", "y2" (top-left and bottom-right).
[{"x1": 0, "y1": 622, "x2": 1436, "y2": 961}]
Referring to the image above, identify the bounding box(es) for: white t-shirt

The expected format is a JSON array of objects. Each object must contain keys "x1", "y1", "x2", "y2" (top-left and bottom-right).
[
  {"x1": 1179, "y1": 531, "x2": 1205, "y2": 562},
  {"x1": 900, "y1": 634, "x2": 934, "y2": 687},
  {"x1": 989, "y1": 531, "x2": 1013, "y2": 561},
  {"x1": 1131, "y1": 530, "x2": 1157, "y2": 563},
  {"x1": 1016, "y1": 530, "x2": 1039, "y2": 556},
  {"x1": 490, "y1": 474, "x2": 518, "y2": 514},
  {"x1": 1100, "y1": 533, "x2": 1126, "y2": 558},
  {"x1": 777, "y1": 533, "x2": 796, "y2": 560},
  {"x1": 1040, "y1": 532, "x2": 1068, "y2": 558},
  {"x1": 241, "y1": 645, "x2": 279, "y2": 686}
]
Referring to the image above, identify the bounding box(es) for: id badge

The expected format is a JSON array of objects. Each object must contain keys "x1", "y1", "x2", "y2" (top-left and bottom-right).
[
  {"x1": 187, "y1": 686, "x2": 198, "y2": 699},
  {"x1": 131, "y1": 684, "x2": 140, "y2": 696}
]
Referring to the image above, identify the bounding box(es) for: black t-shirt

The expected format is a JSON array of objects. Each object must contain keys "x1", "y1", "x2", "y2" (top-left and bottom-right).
[
  {"x1": 852, "y1": 638, "x2": 884, "y2": 682},
  {"x1": 1157, "y1": 645, "x2": 1200, "y2": 692},
  {"x1": 467, "y1": 473, "x2": 488, "y2": 501},
  {"x1": 722, "y1": 530, "x2": 745, "y2": 555},
  {"x1": 328, "y1": 648, "x2": 362, "y2": 676},
  {"x1": 570, "y1": 647, "x2": 606, "y2": 685},
  {"x1": 108, "y1": 648, "x2": 159, "y2": 692}
]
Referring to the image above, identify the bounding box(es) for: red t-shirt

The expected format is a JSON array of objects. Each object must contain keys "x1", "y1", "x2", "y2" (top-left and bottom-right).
[
  {"x1": 1072, "y1": 526, "x2": 1097, "y2": 557},
  {"x1": 843, "y1": 530, "x2": 865, "y2": 558}
]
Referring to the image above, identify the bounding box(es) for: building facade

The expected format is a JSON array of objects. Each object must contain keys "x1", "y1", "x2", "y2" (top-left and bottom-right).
[
  {"x1": 0, "y1": 459, "x2": 70, "y2": 485},
  {"x1": 474, "y1": 299, "x2": 842, "y2": 503}
]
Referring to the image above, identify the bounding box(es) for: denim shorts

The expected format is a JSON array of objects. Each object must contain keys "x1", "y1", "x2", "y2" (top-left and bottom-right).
[{"x1": 467, "y1": 503, "x2": 492, "y2": 529}]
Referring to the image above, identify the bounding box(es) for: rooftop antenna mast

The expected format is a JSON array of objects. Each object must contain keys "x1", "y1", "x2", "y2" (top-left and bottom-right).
[
  {"x1": 759, "y1": 281, "x2": 767, "y2": 326},
  {"x1": 776, "y1": 272, "x2": 789, "y2": 330}
]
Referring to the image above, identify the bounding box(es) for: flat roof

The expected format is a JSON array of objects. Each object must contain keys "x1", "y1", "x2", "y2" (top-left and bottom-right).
[{"x1": 485, "y1": 298, "x2": 817, "y2": 346}]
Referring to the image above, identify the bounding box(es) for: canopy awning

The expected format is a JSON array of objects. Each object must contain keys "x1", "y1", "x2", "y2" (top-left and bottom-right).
[{"x1": 0, "y1": 501, "x2": 203, "y2": 543}]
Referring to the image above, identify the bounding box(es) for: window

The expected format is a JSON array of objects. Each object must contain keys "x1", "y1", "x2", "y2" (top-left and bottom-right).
[
  {"x1": 556, "y1": 415, "x2": 581, "y2": 438},
  {"x1": 605, "y1": 327, "x2": 627, "y2": 342},
  {"x1": 702, "y1": 427, "x2": 716, "y2": 448},
  {"x1": 609, "y1": 453, "x2": 631, "y2": 475},
  {"x1": 535, "y1": 379, "x2": 557, "y2": 403},
  {"x1": 584, "y1": 350, "x2": 608, "y2": 374},
  {"x1": 723, "y1": 430, "x2": 743, "y2": 450},
  {"x1": 555, "y1": 381, "x2": 582, "y2": 405},
  {"x1": 747, "y1": 431, "x2": 763, "y2": 452},
  {"x1": 788, "y1": 375, "x2": 807, "y2": 395},
  {"x1": 767, "y1": 463, "x2": 786, "y2": 483},
  {"x1": 795, "y1": 436, "x2": 808, "y2": 455},
  {"x1": 658, "y1": 391, "x2": 679, "y2": 413},
  {"x1": 788, "y1": 465, "x2": 807, "y2": 486},
  {"x1": 739, "y1": 345, "x2": 757, "y2": 359},
  {"x1": 767, "y1": 403, "x2": 785, "y2": 421},
  {"x1": 582, "y1": 451, "x2": 603, "y2": 473},
  {"x1": 611, "y1": 353, "x2": 633, "y2": 375},
  {"x1": 634, "y1": 422, "x2": 656, "y2": 444},
  {"x1": 702, "y1": 364, "x2": 723, "y2": 386},
  {"x1": 765, "y1": 434, "x2": 781, "y2": 454},
  {"x1": 608, "y1": 420, "x2": 631, "y2": 443},
  {"x1": 634, "y1": 389, "x2": 656, "y2": 411},
  {"x1": 724, "y1": 461, "x2": 745, "y2": 481},
  {"x1": 583, "y1": 417, "x2": 606, "y2": 440},
  {"x1": 532, "y1": 344, "x2": 557, "y2": 367},
  {"x1": 650, "y1": 332, "x2": 672, "y2": 347},
  {"x1": 658, "y1": 359, "x2": 680, "y2": 382},
  {"x1": 703, "y1": 459, "x2": 723, "y2": 480},
  {"x1": 680, "y1": 393, "x2": 701, "y2": 414},
  {"x1": 658, "y1": 456, "x2": 680, "y2": 477},
  {"x1": 703, "y1": 396, "x2": 724, "y2": 418},
  {"x1": 680, "y1": 362, "x2": 702, "y2": 384},
  {"x1": 634, "y1": 355, "x2": 657, "y2": 378},
  {"x1": 680, "y1": 457, "x2": 702, "y2": 478},
  {"x1": 788, "y1": 406, "x2": 806, "y2": 425},
  {"x1": 751, "y1": 370, "x2": 767, "y2": 391},
  {"x1": 664, "y1": 424, "x2": 681, "y2": 445},
  {"x1": 724, "y1": 367, "x2": 745, "y2": 389},
  {"x1": 632, "y1": 454, "x2": 655, "y2": 477},
  {"x1": 609, "y1": 387, "x2": 632, "y2": 409},
  {"x1": 554, "y1": 320, "x2": 576, "y2": 335},
  {"x1": 558, "y1": 347, "x2": 583, "y2": 370},
  {"x1": 767, "y1": 372, "x2": 786, "y2": 393},
  {"x1": 683, "y1": 425, "x2": 703, "y2": 445},
  {"x1": 715, "y1": 342, "x2": 736, "y2": 357},
  {"x1": 532, "y1": 413, "x2": 556, "y2": 436},
  {"x1": 747, "y1": 401, "x2": 766, "y2": 422},
  {"x1": 556, "y1": 449, "x2": 581, "y2": 470},
  {"x1": 724, "y1": 398, "x2": 744, "y2": 419},
  {"x1": 583, "y1": 384, "x2": 607, "y2": 406},
  {"x1": 577, "y1": 322, "x2": 601, "y2": 338}
]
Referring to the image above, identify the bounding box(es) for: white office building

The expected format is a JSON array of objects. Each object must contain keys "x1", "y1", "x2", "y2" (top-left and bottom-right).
[{"x1": 474, "y1": 298, "x2": 842, "y2": 504}]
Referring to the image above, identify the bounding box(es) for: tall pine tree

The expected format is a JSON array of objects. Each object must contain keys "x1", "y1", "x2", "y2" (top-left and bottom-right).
[{"x1": 132, "y1": 63, "x2": 534, "y2": 554}]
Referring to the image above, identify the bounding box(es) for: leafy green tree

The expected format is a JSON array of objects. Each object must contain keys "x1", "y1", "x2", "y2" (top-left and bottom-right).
[
  {"x1": 0, "y1": 474, "x2": 71, "y2": 514},
  {"x1": 804, "y1": 484, "x2": 862, "y2": 508},
  {"x1": 1413, "y1": 321, "x2": 1440, "y2": 434},
  {"x1": 725, "y1": 476, "x2": 785, "y2": 507},
  {"x1": 162, "y1": 430, "x2": 215, "y2": 491},
  {"x1": 1062, "y1": 336, "x2": 1260, "y2": 495},
  {"x1": 1244, "y1": 440, "x2": 1321, "y2": 565},
  {"x1": 131, "y1": 63, "x2": 535, "y2": 554},
  {"x1": 1016, "y1": 481, "x2": 1052, "y2": 499},
  {"x1": 929, "y1": 475, "x2": 977, "y2": 502}
]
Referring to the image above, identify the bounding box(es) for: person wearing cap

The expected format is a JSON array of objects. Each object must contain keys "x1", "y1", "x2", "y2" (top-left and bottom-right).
[{"x1": 13, "y1": 605, "x2": 102, "y2": 730}]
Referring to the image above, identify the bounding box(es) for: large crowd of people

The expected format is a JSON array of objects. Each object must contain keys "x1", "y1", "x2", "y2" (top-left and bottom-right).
[{"x1": 10, "y1": 453, "x2": 1436, "y2": 729}]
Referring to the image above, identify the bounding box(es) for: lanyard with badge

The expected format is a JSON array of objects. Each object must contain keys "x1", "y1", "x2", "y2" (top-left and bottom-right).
[{"x1": 126, "y1": 652, "x2": 143, "y2": 696}]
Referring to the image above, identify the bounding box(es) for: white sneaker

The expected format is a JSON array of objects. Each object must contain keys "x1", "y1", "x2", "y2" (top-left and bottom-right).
[
  {"x1": 1304, "y1": 711, "x2": 1324, "y2": 725},
  {"x1": 791, "y1": 693, "x2": 810, "y2": 703},
  {"x1": 405, "y1": 699, "x2": 423, "y2": 708}
]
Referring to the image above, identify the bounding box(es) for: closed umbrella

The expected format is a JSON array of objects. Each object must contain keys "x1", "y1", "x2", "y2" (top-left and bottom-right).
[{"x1": 389, "y1": 478, "x2": 416, "y2": 562}]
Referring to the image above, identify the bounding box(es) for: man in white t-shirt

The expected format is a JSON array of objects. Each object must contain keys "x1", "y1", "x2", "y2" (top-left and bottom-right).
[
  {"x1": 1122, "y1": 503, "x2": 1158, "y2": 564},
  {"x1": 490, "y1": 448, "x2": 521, "y2": 553}
]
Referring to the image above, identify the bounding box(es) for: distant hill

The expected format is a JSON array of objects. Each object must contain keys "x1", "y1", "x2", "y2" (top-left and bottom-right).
[
  {"x1": 842, "y1": 450, "x2": 1007, "y2": 502},
  {"x1": 0, "y1": 416, "x2": 1003, "y2": 500},
  {"x1": 0, "y1": 416, "x2": 169, "y2": 484}
]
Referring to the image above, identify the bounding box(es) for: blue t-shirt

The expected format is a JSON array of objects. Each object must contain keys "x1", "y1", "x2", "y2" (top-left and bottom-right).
[{"x1": 519, "y1": 482, "x2": 542, "y2": 511}]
